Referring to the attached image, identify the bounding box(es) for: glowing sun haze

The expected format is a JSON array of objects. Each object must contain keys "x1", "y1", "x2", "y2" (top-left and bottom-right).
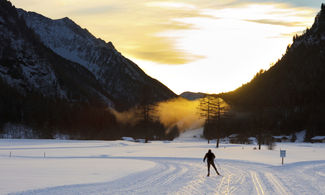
[{"x1": 11, "y1": 0, "x2": 319, "y2": 94}]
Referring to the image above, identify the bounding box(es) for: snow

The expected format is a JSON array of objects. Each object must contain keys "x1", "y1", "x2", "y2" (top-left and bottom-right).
[
  {"x1": 272, "y1": 135, "x2": 290, "y2": 139},
  {"x1": 173, "y1": 128, "x2": 204, "y2": 142},
  {"x1": 122, "y1": 137, "x2": 135, "y2": 142},
  {"x1": 19, "y1": 10, "x2": 111, "y2": 82},
  {"x1": 0, "y1": 140, "x2": 154, "y2": 194},
  {"x1": 311, "y1": 136, "x2": 325, "y2": 140},
  {"x1": 1, "y1": 131, "x2": 325, "y2": 194}
]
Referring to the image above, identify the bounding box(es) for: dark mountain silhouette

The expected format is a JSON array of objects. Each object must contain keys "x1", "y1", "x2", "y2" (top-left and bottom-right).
[
  {"x1": 0, "y1": 0, "x2": 176, "y2": 139},
  {"x1": 180, "y1": 91, "x2": 206, "y2": 100},
  {"x1": 18, "y1": 9, "x2": 177, "y2": 110},
  {"x1": 222, "y1": 4, "x2": 325, "y2": 139}
]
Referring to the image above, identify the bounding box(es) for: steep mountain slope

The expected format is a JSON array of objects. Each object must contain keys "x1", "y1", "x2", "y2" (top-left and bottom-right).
[
  {"x1": 0, "y1": 0, "x2": 121, "y2": 139},
  {"x1": 0, "y1": 0, "x2": 114, "y2": 107},
  {"x1": 222, "y1": 4, "x2": 325, "y2": 136},
  {"x1": 0, "y1": 0, "x2": 178, "y2": 139},
  {"x1": 18, "y1": 10, "x2": 177, "y2": 110}
]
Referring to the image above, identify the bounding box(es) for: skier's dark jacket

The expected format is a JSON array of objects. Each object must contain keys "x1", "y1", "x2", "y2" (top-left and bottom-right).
[{"x1": 203, "y1": 150, "x2": 215, "y2": 162}]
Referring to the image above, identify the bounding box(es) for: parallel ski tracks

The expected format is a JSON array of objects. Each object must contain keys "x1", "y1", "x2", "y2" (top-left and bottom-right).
[
  {"x1": 13, "y1": 159, "x2": 325, "y2": 195},
  {"x1": 250, "y1": 171, "x2": 265, "y2": 195}
]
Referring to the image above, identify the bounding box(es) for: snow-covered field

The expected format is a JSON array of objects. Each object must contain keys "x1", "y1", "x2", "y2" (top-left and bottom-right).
[{"x1": 1, "y1": 129, "x2": 325, "y2": 195}]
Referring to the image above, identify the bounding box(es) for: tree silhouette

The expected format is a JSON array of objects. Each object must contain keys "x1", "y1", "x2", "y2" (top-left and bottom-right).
[
  {"x1": 135, "y1": 86, "x2": 159, "y2": 142},
  {"x1": 198, "y1": 95, "x2": 228, "y2": 147}
]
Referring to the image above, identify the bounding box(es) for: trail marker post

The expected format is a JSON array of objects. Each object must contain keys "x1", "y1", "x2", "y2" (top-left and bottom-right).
[{"x1": 280, "y1": 150, "x2": 286, "y2": 165}]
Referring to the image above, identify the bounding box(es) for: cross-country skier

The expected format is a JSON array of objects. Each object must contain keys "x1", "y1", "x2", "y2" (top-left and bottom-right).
[{"x1": 203, "y1": 149, "x2": 220, "y2": 176}]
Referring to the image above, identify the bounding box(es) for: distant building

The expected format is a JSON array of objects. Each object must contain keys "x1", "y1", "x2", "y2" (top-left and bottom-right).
[
  {"x1": 229, "y1": 134, "x2": 239, "y2": 139},
  {"x1": 228, "y1": 134, "x2": 238, "y2": 143},
  {"x1": 272, "y1": 136, "x2": 290, "y2": 142},
  {"x1": 228, "y1": 134, "x2": 252, "y2": 144},
  {"x1": 311, "y1": 136, "x2": 325, "y2": 143}
]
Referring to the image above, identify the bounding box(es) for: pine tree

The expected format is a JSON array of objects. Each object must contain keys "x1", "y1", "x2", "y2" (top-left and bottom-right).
[
  {"x1": 198, "y1": 95, "x2": 228, "y2": 147},
  {"x1": 136, "y1": 86, "x2": 158, "y2": 142}
]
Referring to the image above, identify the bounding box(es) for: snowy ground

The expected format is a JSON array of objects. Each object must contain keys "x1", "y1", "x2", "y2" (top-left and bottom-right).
[{"x1": 1, "y1": 129, "x2": 325, "y2": 195}]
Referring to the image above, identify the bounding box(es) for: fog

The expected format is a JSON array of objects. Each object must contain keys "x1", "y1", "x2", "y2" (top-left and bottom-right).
[
  {"x1": 156, "y1": 97, "x2": 204, "y2": 133},
  {"x1": 110, "y1": 97, "x2": 204, "y2": 133}
]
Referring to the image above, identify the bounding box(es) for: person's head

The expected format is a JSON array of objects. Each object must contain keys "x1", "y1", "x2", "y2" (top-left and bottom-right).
[{"x1": 208, "y1": 149, "x2": 211, "y2": 153}]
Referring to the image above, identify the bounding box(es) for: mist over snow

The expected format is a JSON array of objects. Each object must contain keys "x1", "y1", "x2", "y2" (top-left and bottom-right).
[{"x1": 110, "y1": 97, "x2": 204, "y2": 133}]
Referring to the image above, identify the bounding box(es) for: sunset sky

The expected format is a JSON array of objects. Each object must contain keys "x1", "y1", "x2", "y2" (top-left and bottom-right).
[{"x1": 11, "y1": 0, "x2": 320, "y2": 94}]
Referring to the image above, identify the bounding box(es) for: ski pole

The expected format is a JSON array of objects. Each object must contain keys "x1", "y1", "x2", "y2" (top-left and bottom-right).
[{"x1": 215, "y1": 160, "x2": 222, "y2": 171}]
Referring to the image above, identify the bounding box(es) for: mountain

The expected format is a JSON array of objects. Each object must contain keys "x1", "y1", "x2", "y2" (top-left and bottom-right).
[
  {"x1": 180, "y1": 91, "x2": 206, "y2": 100},
  {"x1": 18, "y1": 9, "x2": 177, "y2": 110},
  {"x1": 0, "y1": 1, "x2": 119, "y2": 105},
  {"x1": 0, "y1": 0, "x2": 120, "y2": 138},
  {"x1": 0, "y1": 0, "x2": 176, "y2": 139},
  {"x1": 221, "y1": 4, "x2": 325, "y2": 137}
]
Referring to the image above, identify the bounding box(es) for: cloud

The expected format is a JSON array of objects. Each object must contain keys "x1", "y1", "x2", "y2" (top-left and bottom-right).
[
  {"x1": 245, "y1": 19, "x2": 306, "y2": 27},
  {"x1": 237, "y1": 0, "x2": 321, "y2": 9},
  {"x1": 69, "y1": 5, "x2": 121, "y2": 15},
  {"x1": 11, "y1": 0, "x2": 317, "y2": 66},
  {"x1": 60, "y1": 0, "x2": 211, "y2": 65}
]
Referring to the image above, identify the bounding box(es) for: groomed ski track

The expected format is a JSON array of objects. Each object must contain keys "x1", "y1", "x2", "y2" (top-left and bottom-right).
[{"x1": 13, "y1": 157, "x2": 325, "y2": 195}]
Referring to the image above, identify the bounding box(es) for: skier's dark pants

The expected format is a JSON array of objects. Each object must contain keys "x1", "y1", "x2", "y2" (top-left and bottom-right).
[{"x1": 207, "y1": 160, "x2": 219, "y2": 176}]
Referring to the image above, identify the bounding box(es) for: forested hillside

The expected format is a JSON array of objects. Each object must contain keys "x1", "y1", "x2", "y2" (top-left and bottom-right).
[{"x1": 222, "y1": 4, "x2": 325, "y2": 139}]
